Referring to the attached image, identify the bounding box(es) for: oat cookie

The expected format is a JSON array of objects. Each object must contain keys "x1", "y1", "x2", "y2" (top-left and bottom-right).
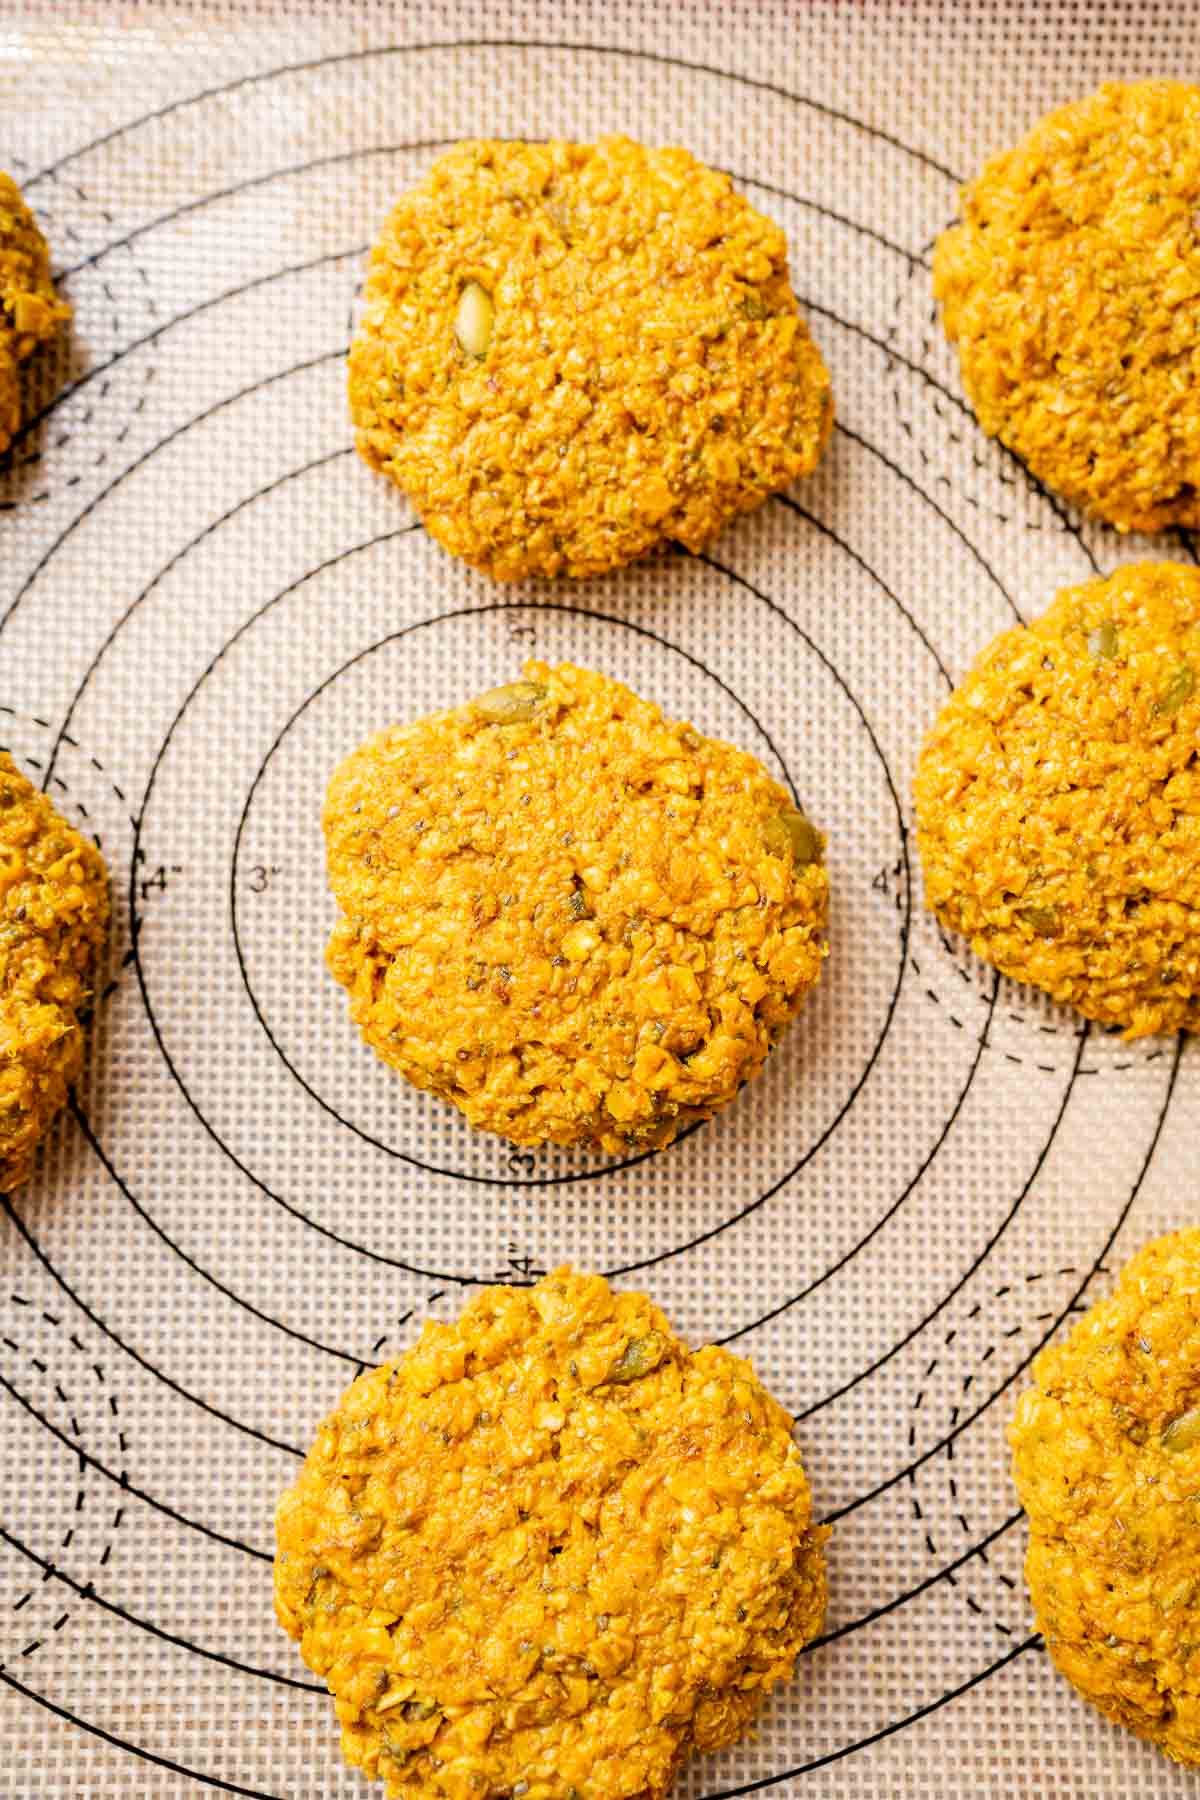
[
  {"x1": 350, "y1": 138, "x2": 833, "y2": 578},
  {"x1": 0, "y1": 172, "x2": 71, "y2": 455},
  {"x1": 0, "y1": 753, "x2": 108, "y2": 1190},
  {"x1": 915, "y1": 563, "x2": 1200, "y2": 1036},
  {"x1": 1011, "y1": 1230, "x2": 1200, "y2": 1765},
  {"x1": 934, "y1": 83, "x2": 1200, "y2": 532},
  {"x1": 324, "y1": 662, "x2": 829, "y2": 1152},
  {"x1": 276, "y1": 1267, "x2": 829, "y2": 1800}
]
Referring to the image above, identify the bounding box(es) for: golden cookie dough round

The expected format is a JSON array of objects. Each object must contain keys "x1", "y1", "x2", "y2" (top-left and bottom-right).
[
  {"x1": 933, "y1": 82, "x2": 1200, "y2": 533},
  {"x1": 348, "y1": 137, "x2": 833, "y2": 580},
  {"x1": 0, "y1": 753, "x2": 108, "y2": 1191},
  {"x1": 275, "y1": 1266, "x2": 828, "y2": 1800},
  {"x1": 0, "y1": 354, "x2": 19, "y2": 456},
  {"x1": 914, "y1": 562, "x2": 1200, "y2": 1037},
  {"x1": 324, "y1": 661, "x2": 829, "y2": 1153},
  {"x1": 1010, "y1": 1230, "x2": 1200, "y2": 1765},
  {"x1": 0, "y1": 172, "x2": 71, "y2": 455}
]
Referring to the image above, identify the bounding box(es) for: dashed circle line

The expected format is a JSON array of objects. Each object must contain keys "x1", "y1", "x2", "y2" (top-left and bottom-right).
[
  {"x1": 910, "y1": 951, "x2": 1171, "y2": 1075},
  {"x1": 355, "y1": 1308, "x2": 417, "y2": 1381},
  {"x1": 906, "y1": 1267, "x2": 1099, "y2": 1643},
  {"x1": 0, "y1": 1294, "x2": 127, "y2": 1670},
  {"x1": 346, "y1": 1279, "x2": 553, "y2": 1381},
  {"x1": 883, "y1": 246, "x2": 1068, "y2": 534},
  {"x1": 1, "y1": 171, "x2": 159, "y2": 506},
  {"x1": 814, "y1": 1023, "x2": 1175, "y2": 1624},
  {"x1": 349, "y1": 1290, "x2": 469, "y2": 1380},
  {"x1": 0, "y1": 705, "x2": 137, "y2": 845},
  {"x1": 912, "y1": 950, "x2": 1075, "y2": 1070}
]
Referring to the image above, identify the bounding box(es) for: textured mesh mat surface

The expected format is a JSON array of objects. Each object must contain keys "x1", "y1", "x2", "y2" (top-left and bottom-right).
[{"x1": 1, "y1": 3, "x2": 1197, "y2": 1794}]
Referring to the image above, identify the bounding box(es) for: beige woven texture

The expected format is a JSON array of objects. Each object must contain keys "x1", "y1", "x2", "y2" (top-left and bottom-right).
[{"x1": 0, "y1": 2, "x2": 1196, "y2": 1794}]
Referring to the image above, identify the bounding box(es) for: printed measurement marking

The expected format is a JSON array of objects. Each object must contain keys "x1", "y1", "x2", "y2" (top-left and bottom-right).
[
  {"x1": 137, "y1": 862, "x2": 183, "y2": 901},
  {"x1": 495, "y1": 1245, "x2": 547, "y2": 1283},
  {"x1": 506, "y1": 613, "x2": 537, "y2": 646}
]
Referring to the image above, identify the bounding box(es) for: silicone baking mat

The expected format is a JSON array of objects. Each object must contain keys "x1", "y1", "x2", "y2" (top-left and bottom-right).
[{"x1": 1, "y1": 1, "x2": 1197, "y2": 1793}]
